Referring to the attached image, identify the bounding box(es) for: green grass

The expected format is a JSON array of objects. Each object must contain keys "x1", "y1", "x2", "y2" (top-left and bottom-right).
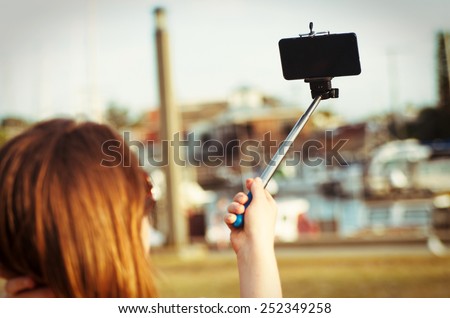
[{"x1": 152, "y1": 251, "x2": 450, "y2": 298}]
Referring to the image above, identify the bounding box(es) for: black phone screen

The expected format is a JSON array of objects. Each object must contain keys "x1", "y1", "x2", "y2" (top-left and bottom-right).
[{"x1": 278, "y1": 33, "x2": 361, "y2": 80}]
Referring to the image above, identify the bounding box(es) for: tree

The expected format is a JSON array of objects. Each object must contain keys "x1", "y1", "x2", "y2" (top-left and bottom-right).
[
  {"x1": 407, "y1": 107, "x2": 450, "y2": 141},
  {"x1": 0, "y1": 117, "x2": 30, "y2": 146},
  {"x1": 0, "y1": 129, "x2": 8, "y2": 146},
  {"x1": 104, "y1": 102, "x2": 131, "y2": 129}
]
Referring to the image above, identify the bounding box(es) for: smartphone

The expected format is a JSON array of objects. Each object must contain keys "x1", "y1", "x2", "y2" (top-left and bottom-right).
[{"x1": 278, "y1": 33, "x2": 361, "y2": 80}]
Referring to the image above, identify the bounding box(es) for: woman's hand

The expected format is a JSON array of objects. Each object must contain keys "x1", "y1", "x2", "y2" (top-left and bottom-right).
[
  {"x1": 224, "y1": 177, "x2": 282, "y2": 298},
  {"x1": 225, "y1": 178, "x2": 278, "y2": 255}
]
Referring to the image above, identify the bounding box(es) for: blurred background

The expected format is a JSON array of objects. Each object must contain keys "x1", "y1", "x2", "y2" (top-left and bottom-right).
[{"x1": 1, "y1": 0, "x2": 450, "y2": 297}]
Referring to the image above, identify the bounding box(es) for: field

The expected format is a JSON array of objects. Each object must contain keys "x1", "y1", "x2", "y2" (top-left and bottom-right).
[
  {"x1": 1, "y1": 247, "x2": 450, "y2": 298},
  {"x1": 152, "y1": 247, "x2": 450, "y2": 298}
]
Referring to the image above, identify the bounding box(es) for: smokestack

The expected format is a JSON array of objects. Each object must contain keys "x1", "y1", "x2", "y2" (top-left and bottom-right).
[
  {"x1": 154, "y1": 7, "x2": 188, "y2": 248},
  {"x1": 437, "y1": 32, "x2": 450, "y2": 109}
]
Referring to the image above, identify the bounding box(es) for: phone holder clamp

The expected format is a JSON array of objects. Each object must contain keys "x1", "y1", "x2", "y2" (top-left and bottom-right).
[
  {"x1": 305, "y1": 78, "x2": 339, "y2": 100},
  {"x1": 299, "y1": 22, "x2": 330, "y2": 38}
]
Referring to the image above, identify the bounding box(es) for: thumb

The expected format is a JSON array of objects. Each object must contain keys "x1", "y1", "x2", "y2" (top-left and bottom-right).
[{"x1": 250, "y1": 177, "x2": 264, "y2": 200}]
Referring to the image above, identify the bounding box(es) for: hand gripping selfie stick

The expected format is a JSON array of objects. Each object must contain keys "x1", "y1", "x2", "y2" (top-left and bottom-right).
[
  {"x1": 232, "y1": 23, "x2": 349, "y2": 228},
  {"x1": 232, "y1": 78, "x2": 338, "y2": 228},
  {"x1": 233, "y1": 22, "x2": 361, "y2": 228}
]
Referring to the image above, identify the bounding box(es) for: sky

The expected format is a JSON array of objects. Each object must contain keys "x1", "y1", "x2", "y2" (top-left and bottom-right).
[{"x1": 0, "y1": 0, "x2": 449, "y2": 122}]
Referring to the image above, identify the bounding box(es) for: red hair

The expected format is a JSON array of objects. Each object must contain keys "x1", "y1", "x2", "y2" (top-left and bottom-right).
[{"x1": 0, "y1": 119, "x2": 157, "y2": 297}]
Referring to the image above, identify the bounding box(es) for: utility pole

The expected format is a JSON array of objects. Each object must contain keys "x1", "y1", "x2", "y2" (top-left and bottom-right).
[{"x1": 154, "y1": 7, "x2": 188, "y2": 249}]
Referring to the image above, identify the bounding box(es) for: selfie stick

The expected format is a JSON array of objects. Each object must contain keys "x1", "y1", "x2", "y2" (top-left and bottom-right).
[{"x1": 232, "y1": 78, "x2": 338, "y2": 228}]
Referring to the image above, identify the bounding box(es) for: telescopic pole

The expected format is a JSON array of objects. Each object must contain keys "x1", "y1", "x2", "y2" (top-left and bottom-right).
[
  {"x1": 233, "y1": 94, "x2": 323, "y2": 228},
  {"x1": 233, "y1": 76, "x2": 338, "y2": 228}
]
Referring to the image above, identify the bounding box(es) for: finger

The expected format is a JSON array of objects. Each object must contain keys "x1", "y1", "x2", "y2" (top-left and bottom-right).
[
  {"x1": 5, "y1": 277, "x2": 35, "y2": 297},
  {"x1": 12, "y1": 287, "x2": 55, "y2": 298},
  {"x1": 245, "y1": 178, "x2": 255, "y2": 191},
  {"x1": 227, "y1": 202, "x2": 245, "y2": 215},
  {"x1": 224, "y1": 213, "x2": 237, "y2": 225},
  {"x1": 233, "y1": 192, "x2": 248, "y2": 205},
  {"x1": 224, "y1": 213, "x2": 241, "y2": 232}
]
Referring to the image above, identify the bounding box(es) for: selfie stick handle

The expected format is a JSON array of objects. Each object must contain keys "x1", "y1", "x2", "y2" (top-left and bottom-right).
[{"x1": 233, "y1": 94, "x2": 323, "y2": 228}]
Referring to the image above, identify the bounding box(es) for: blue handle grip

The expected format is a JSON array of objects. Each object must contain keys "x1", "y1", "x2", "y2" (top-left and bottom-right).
[{"x1": 232, "y1": 191, "x2": 253, "y2": 228}]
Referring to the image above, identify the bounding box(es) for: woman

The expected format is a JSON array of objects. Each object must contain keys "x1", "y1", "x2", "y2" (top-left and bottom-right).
[{"x1": 0, "y1": 119, "x2": 281, "y2": 297}]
